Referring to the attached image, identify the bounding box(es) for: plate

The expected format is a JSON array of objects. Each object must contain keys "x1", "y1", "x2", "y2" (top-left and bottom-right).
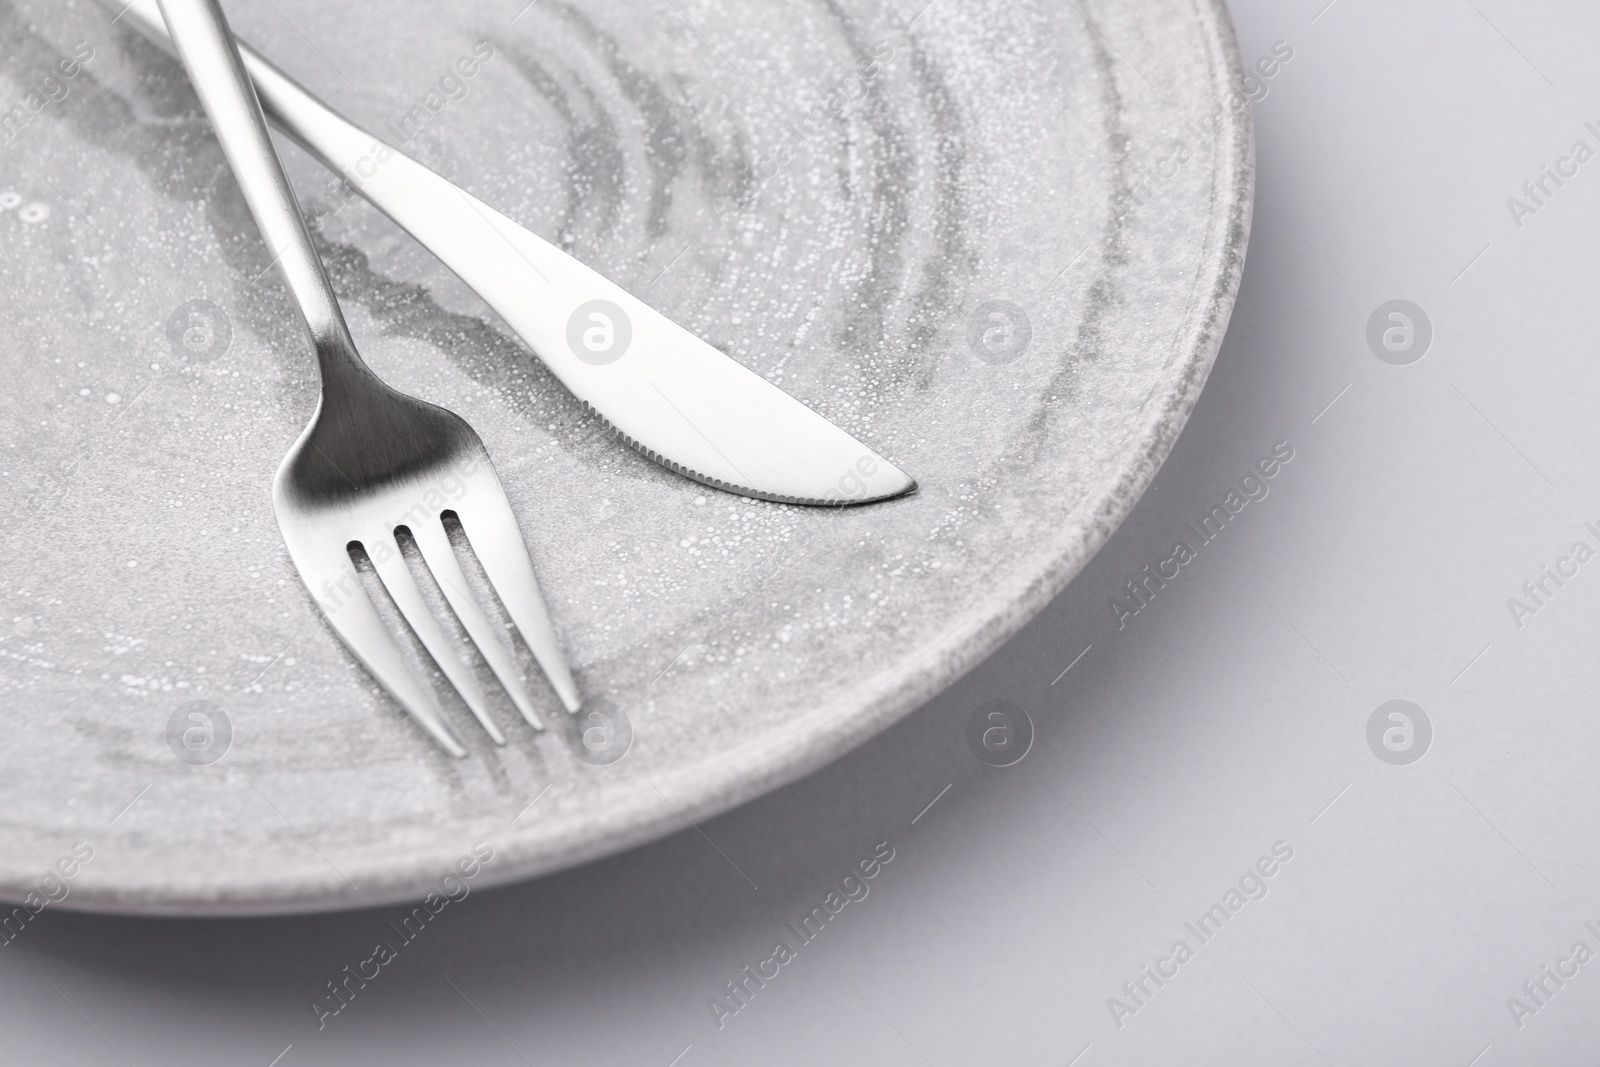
[{"x1": 0, "y1": 0, "x2": 1251, "y2": 913}]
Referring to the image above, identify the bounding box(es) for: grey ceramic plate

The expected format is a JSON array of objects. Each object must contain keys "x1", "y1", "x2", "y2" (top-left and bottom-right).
[{"x1": 0, "y1": 0, "x2": 1250, "y2": 913}]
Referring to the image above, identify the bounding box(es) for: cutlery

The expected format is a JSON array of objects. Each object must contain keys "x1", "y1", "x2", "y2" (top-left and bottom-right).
[
  {"x1": 108, "y1": 0, "x2": 915, "y2": 507},
  {"x1": 156, "y1": 0, "x2": 578, "y2": 756}
]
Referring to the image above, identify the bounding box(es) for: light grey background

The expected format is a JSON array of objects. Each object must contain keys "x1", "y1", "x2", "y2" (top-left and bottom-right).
[{"x1": 6, "y1": 0, "x2": 1600, "y2": 1063}]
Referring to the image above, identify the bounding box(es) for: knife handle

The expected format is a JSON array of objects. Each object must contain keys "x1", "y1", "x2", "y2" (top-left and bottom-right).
[{"x1": 112, "y1": 0, "x2": 638, "y2": 391}]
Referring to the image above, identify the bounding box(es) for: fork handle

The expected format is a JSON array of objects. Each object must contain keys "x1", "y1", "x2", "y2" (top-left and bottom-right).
[
  {"x1": 155, "y1": 0, "x2": 367, "y2": 385},
  {"x1": 115, "y1": 0, "x2": 568, "y2": 336}
]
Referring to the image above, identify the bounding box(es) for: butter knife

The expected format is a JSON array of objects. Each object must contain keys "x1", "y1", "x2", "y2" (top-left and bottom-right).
[{"x1": 103, "y1": 0, "x2": 915, "y2": 506}]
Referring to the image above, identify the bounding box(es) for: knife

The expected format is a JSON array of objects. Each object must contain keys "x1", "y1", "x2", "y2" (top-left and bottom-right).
[{"x1": 101, "y1": 0, "x2": 915, "y2": 506}]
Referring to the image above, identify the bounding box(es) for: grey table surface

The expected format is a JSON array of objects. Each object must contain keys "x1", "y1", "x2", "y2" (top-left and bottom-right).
[{"x1": 6, "y1": 0, "x2": 1600, "y2": 1062}]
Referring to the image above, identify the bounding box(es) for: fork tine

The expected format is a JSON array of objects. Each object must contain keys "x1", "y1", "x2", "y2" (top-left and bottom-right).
[
  {"x1": 365, "y1": 532, "x2": 507, "y2": 745},
  {"x1": 454, "y1": 500, "x2": 581, "y2": 713},
  {"x1": 283, "y1": 545, "x2": 468, "y2": 757},
  {"x1": 407, "y1": 518, "x2": 546, "y2": 731}
]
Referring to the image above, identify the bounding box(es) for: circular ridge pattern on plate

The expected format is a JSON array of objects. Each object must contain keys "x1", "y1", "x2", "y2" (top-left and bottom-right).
[{"x1": 0, "y1": 0, "x2": 1251, "y2": 913}]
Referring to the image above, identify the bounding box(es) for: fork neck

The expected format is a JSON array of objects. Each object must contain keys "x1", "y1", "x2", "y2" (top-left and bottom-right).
[
  {"x1": 158, "y1": 0, "x2": 373, "y2": 388},
  {"x1": 288, "y1": 262, "x2": 373, "y2": 397}
]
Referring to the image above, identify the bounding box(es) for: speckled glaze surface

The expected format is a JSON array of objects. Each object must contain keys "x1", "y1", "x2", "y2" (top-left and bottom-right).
[{"x1": 0, "y1": 0, "x2": 1251, "y2": 913}]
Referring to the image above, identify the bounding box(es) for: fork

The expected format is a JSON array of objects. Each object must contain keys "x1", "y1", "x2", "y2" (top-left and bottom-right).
[{"x1": 156, "y1": 0, "x2": 580, "y2": 756}]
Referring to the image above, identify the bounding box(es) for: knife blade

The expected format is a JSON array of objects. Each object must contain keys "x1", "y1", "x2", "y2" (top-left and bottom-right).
[{"x1": 104, "y1": 0, "x2": 915, "y2": 506}]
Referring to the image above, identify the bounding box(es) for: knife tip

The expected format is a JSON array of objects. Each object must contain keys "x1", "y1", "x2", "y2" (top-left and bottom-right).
[{"x1": 859, "y1": 462, "x2": 916, "y2": 504}]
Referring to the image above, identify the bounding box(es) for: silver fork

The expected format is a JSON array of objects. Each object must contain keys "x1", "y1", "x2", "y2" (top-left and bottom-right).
[{"x1": 157, "y1": 0, "x2": 580, "y2": 756}]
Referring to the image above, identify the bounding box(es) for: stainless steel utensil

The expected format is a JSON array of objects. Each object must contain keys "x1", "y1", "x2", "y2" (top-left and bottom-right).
[
  {"x1": 110, "y1": 0, "x2": 915, "y2": 507},
  {"x1": 156, "y1": 0, "x2": 578, "y2": 756}
]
